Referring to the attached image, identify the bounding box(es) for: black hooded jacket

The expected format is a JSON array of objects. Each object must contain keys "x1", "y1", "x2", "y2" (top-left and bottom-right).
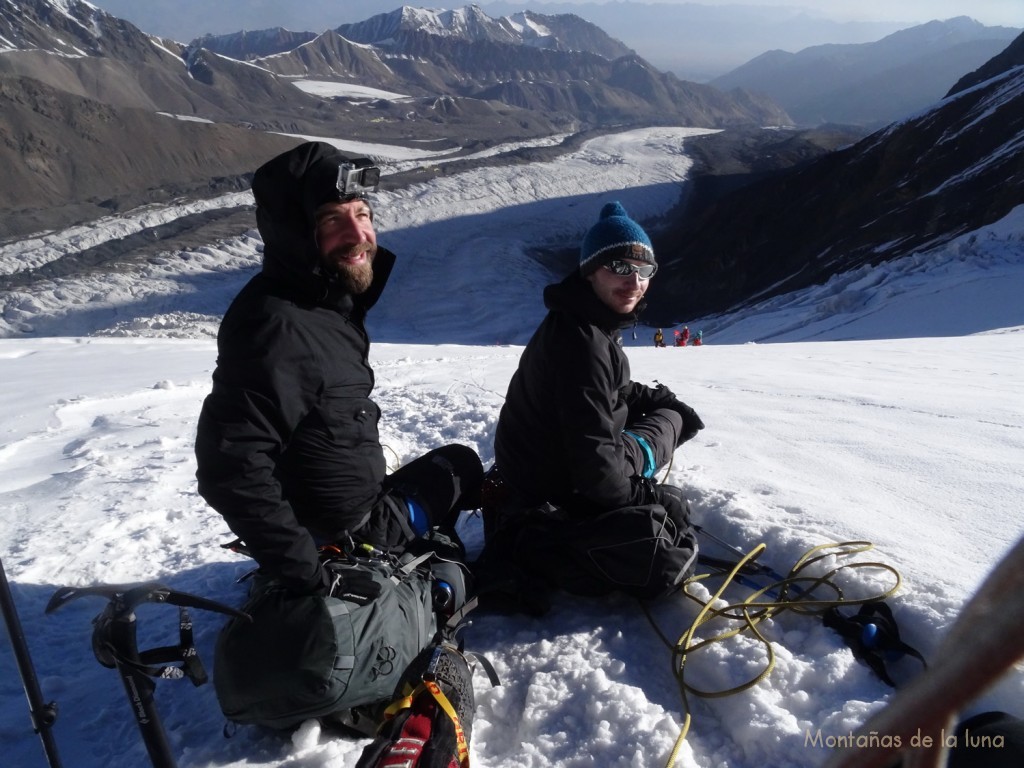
[
  {"x1": 494, "y1": 271, "x2": 666, "y2": 512},
  {"x1": 195, "y1": 142, "x2": 395, "y2": 592}
]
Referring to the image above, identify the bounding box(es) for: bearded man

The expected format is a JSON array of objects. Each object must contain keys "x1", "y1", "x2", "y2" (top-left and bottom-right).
[{"x1": 195, "y1": 142, "x2": 482, "y2": 596}]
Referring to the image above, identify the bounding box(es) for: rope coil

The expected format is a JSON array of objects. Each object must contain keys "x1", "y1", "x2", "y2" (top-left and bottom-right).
[{"x1": 646, "y1": 539, "x2": 903, "y2": 768}]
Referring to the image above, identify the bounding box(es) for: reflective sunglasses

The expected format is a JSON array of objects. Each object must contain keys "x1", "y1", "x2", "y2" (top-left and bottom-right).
[{"x1": 604, "y1": 259, "x2": 657, "y2": 279}]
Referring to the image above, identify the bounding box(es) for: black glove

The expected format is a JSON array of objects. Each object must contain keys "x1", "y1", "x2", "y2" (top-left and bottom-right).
[
  {"x1": 632, "y1": 382, "x2": 677, "y2": 413},
  {"x1": 675, "y1": 401, "x2": 705, "y2": 443},
  {"x1": 321, "y1": 561, "x2": 383, "y2": 605},
  {"x1": 635, "y1": 384, "x2": 704, "y2": 442}
]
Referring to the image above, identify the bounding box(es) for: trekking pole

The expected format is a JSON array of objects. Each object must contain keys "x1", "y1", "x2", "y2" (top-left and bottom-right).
[
  {"x1": 46, "y1": 581, "x2": 249, "y2": 768},
  {"x1": 693, "y1": 524, "x2": 796, "y2": 595},
  {"x1": 0, "y1": 556, "x2": 63, "y2": 768}
]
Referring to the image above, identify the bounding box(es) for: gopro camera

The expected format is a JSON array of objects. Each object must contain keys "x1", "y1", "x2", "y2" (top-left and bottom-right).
[{"x1": 336, "y1": 159, "x2": 380, "y2": 198}]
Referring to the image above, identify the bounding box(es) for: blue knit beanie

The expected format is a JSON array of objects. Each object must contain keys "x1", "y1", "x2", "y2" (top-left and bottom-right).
[{"x1": 579, "y1": 201, "x2": 655, "y2": 276}]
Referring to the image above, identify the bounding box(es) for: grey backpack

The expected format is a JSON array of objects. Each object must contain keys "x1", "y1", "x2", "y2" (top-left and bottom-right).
[{"x1": 213, "y1": 551, "x2": 440, "y2": 730}]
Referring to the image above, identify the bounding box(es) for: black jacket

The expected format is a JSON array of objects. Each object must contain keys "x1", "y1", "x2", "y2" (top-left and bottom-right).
[
  {"x1": 195, "y1": 142, "x2": 395, "y2": 593},
  {"x1": 494, "y1": 271, "x2": 667, "y2": 512}
]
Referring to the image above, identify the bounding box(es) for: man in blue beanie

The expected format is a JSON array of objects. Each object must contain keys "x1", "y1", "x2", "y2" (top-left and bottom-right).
[{"x1": 481, "y1": 201, "x2": 704, "y2": 610}]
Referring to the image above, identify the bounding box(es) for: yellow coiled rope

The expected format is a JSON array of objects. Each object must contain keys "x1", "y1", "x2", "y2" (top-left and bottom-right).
[{"x1": 645, "y1": 539, "x2": 903, "y2": 768}]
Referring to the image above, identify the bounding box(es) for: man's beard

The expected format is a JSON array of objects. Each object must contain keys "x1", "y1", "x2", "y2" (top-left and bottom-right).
[{"x1": 322, "y1": 243, "x2": 376, "y2": 294}]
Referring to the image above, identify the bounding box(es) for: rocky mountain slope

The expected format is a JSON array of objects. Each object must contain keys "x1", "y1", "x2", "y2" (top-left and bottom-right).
[
  {"x1": 647, "y1": 33, "x2": 1024, "y2": 322},
  {"x1": 201, "y1": 5, "x2": 789, "y2": 130},
  {"x1": 0, "y1": 0, "x2": 788, "y2": 238}
]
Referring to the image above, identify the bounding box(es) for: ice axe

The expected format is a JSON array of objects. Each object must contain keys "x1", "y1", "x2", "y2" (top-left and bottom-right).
[{"x1": 46, "y1": 581, "x2": 249, "y2": 768}]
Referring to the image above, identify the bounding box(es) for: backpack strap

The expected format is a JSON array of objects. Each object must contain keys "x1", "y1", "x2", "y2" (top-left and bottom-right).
[
  {"x1": 464, "y1": 648, "x2": 501, "y2": 689},
  {"x1": 395, "y1": 551, "x2": 436, "y2": 579}
]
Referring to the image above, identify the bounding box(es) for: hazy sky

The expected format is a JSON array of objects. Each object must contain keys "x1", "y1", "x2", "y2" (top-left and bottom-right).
[{"x1": 541, "y1": 0, "x2": 1024, "y2": 27}]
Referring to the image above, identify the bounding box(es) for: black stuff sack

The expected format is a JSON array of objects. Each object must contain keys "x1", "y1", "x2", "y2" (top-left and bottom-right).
[
  {"x1": 562, "y1": 502, "x2": 698, "y2": 599},
  {"x1": 213, "y1": 552, "x2": 438, "y2": 730},
  {"x1": 512, "y1": 501, "x2": 698, "y2": 601}
]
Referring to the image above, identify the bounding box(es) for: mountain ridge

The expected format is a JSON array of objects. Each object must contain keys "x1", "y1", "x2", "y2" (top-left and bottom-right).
[
  {"x1": 195, "y1": 5, "x2": 789, "y2": 131},
  {"x1": 0, "y1": 0, "x2": 790, "y2": 236},
  {"x1": 334, "y1": 4, "x2": 634, "y2": 59},
  {"x1": 3, "y1": 0, "x2": 1019, "y2": 334},
  {"x1": 712, "y1": 16, "x2": 1022, "y2": 127}
]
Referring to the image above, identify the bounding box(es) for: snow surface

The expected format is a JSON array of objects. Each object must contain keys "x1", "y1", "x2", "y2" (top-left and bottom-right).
[{"x1": 1, "y1": 127, "x2": 1023, "y2": 768}]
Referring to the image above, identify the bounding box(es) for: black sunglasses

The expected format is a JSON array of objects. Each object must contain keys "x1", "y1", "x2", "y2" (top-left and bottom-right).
[{"x1": 604, "y1": 260, "x2": 657, "y2": 279}]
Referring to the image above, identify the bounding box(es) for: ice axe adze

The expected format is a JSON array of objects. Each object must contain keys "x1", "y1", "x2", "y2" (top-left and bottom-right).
[{"x1": 46, "y1": 581, "x2": 249, "y2": 768}]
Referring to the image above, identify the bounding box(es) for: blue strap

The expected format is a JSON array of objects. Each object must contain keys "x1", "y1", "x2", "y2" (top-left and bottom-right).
[{"x1": 623, "y1": 430, "x2": 657, "y2": 478}]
